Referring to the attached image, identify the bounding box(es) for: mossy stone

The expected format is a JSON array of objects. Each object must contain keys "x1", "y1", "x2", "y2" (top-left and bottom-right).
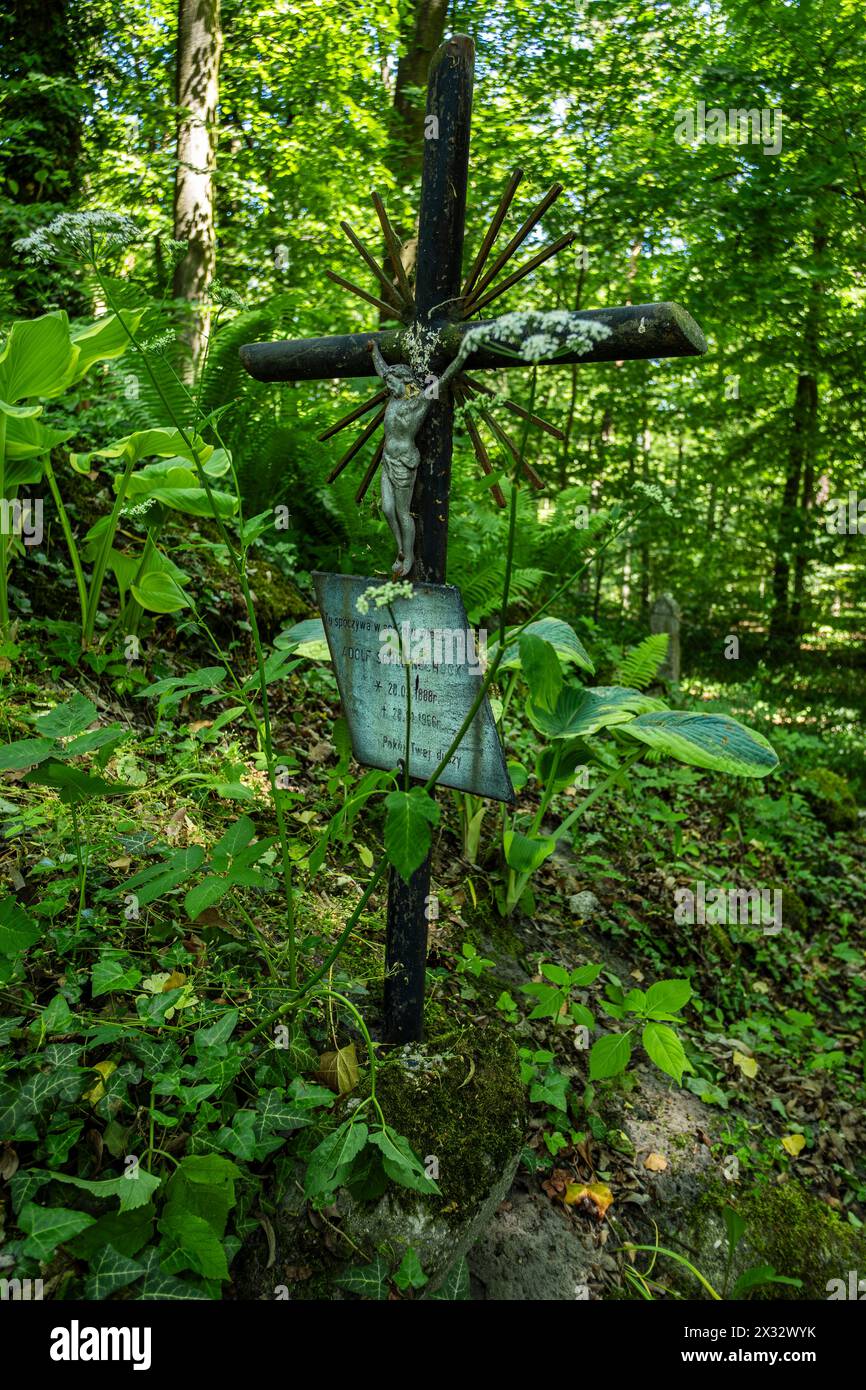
[
  {"x1": 800, "y1": 768, "x2": 859, "y2": 834},
  {"x1": 338, "y1": 1025, "x2": 528, "y2": 1291},
  {"x1": 675, "y1": 1178, "x2": 865, "y2": 1300},
  {"x1": 778, "y1": 885, "x2": 808, "y2": 934}
]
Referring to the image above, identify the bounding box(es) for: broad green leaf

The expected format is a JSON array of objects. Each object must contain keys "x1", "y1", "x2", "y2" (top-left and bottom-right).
[
  {"x1": 0, "y1": 312, "x2": 78, "y2": 401},
  {"x1": 2, "y1": 414, "x2": 72, "y2": 461},
  {"x1": 304, "y1": 1121, "x2": 369, "y2": 1198},
  {"x1": 0, "y1": 737, "x2": 56, "y2": 770},
  {"x1": 498, "y1": 618, "x2": 595, "y2": 674},
  {"x1": 158, "y1": 1209, "x2": 229, "y2": 1281},
  {"x1": 65, "y1": 309, "x2": 143, "y2": 383},
  {"x1": 131, "y1": 571, "x2": 190, "y2": 613},
  {"x1": 394, "y1": 1246, "x2": 428, "y2": 1290},
  {"x1": 0, "y1": 895, "x2": 40, "y2": 956},
  {"x1": 19, "y1": 1202, "x2": 95, "y2": 1259},
  {"x1": 644, "y1": 979, "x2": 692, "y2": 1018},
  {"x1": 185, "y1": 876, "x2": 231, "y2": 920},
  {"x1": 589, "y1": 1031, "x2": 633, "y2": 1079},
  {"x1": 731, "y1": 1265, "x2": 803, "y2": 1298},
  {"x1": 642, "y1": 1022, "x2": 690, "y2": 1084},
  {"x1": 275, "y1": 617, "x2": 330, "y2": 660},
  {"x1": 528, "y1": 685, "x2": 662, "y2": 739},
  {"x1": 619, "y1": 711, "x2": 778, "y2": 777},
  {"x1": 518, "y1": 633, "x2": 563, "y2": 711},
  {"x1": 34, "y1": 692, "x2": 97, "y2": 739},
  {"x1": 24, "y1": 762, "x2": 132, "y2": 803},
  {"x1": 71, "y1": 427, "x2": 213, "y2": 475},
  {"x1": 384, "y1": 790, "x2": 440, "y2": 883},
  {"x1": 368, "y1": 1126, "x2": 440, "y2": 1194},
  {"x1": 91, "y1": 952, "x2": 142, "y2": 997},
  {"x1": 47, "y1": 1167, "x2": 161, "y2": 1213},
  {"x1": 502, "y1": 829, "x2": 556, "y2": 874},
  {"x1": 211, "y1": 816, "x2": 256, "y2": 861}
]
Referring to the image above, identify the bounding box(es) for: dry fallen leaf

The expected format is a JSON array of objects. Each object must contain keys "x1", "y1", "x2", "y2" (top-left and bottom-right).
[
  {"x1": 563, "y1": 1181, "x2": 614, "y2": 1220},
  {"x1": 108, "y1": 856, "x2": 131, "y2": 870},
  {"x1": 83, "y1": 1059, "x2": 117, "y2": 1105},
  {"x1": 782, "y1": 1134, "x2": 806, "y2": 1157},
  {"x1": 733, "y1": 1049, "x2": 759, "y2": 1078},
  {"x1": 644, "y1": 1151, "x2": 668, "y2": 1172},
  {"x1": 317, "y1": 1042, "x2": 360, "y2": 1095},
  {"x1": 162, "y1": 971, "x2": 187, "y2": 992}
]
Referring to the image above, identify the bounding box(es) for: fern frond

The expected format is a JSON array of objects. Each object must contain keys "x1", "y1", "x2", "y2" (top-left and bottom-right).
[{"x1": 614, "y1": 633, "x2": 669, "y2": 689}]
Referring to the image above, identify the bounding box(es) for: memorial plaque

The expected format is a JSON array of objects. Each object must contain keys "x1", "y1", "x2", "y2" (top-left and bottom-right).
[{"x1": 313, "y1": 571, "x2": 514, "y2": 802}]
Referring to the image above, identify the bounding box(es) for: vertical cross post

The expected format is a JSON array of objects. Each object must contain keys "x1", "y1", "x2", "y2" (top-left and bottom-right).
[{"x1": 383, "y1": 36, "x2": 475, "y2": 1044}]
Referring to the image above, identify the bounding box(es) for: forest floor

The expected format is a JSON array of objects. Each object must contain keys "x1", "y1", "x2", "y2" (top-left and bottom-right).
[{"x1": 2, "y1": 572, "x2": 865, "y2": 1300}]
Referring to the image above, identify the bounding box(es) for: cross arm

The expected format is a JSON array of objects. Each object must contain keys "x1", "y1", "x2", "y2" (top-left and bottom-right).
[{"x1": 239, "y1": 302, "x2": 707, "y2": 383}]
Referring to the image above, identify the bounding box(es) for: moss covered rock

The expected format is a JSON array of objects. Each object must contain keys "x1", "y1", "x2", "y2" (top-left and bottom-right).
[
  {"x1": 674, "y1": 1178, "x2": 866, "y2": 1300},
  {"x1": 338, "y1": 1026, "x2": 527, "y2": 1292},
  {"x1": 800, "y1": 768, "x2": 859, "y2": 834},
  {"x1": 778, "y1": 884, "x2": 808, "y2": 934}
]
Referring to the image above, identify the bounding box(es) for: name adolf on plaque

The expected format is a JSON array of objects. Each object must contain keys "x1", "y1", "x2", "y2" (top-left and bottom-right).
[{"x1": 313, "y1": 572, "x2": 514, "y2": 802}]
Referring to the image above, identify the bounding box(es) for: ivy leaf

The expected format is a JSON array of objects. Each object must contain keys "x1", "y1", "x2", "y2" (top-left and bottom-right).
[
  {"x1": 91, "y1": 951, "x2": 142, "y2": 997},
  {"x1": 137, "y1": 1246, "x2": 210, "y2": 1300},
  {"x1": 334, "y1": 1253, "x2": 391, "y2": 1300},
  {"x1": 83, "y1": 1244, "x2": 146, "y2": 1300},
  {"x1": 19, "y1": 1202, "x2": 96, "y2": 1259},
  {"x1": 427, "y1": 1255, "x2": 471, "y2": 1300},
  {"x1": 45, "y1": 1167, "x2": 161, "y2": 1213},
  {"x1": 393, "y1": 1246, "x2": 428, "y2": 1290}
]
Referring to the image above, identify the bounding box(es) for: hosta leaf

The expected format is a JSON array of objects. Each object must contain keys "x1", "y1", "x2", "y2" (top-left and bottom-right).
[
  {"x1": 131, "y1": 571, "x2": 190, "y2": 614},
  {"x1": 518, "y1": 633, "x2": 563, "y2": 712},
  {"x1": 502, "y1": 829, "x2": 556, "y2": 874},
  {"x1": 0, "y1": 312, "x2": 78, "y2": 401},
  {"x1": 619, "y1": 711, "x2": 778, "y2": 777},
  {"x1": 497, "y1": 617, "x2": 594, "y2": 674},
  {"x1": 528, "y1": 685, "x2": 661, "y2": 739}
]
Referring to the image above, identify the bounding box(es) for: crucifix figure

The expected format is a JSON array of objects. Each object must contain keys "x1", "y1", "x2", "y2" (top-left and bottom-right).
[
  {"x1": 367, "y1": 334, "x2": 474, "y2": 577},
  {"x1": 240, "y1": 34, "x2": 706, "y2": 1044}
]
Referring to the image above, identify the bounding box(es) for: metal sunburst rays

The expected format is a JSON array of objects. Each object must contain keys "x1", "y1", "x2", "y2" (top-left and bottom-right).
[{"x1": 318, "y1": 170, "x2": 572, "y2": 506}]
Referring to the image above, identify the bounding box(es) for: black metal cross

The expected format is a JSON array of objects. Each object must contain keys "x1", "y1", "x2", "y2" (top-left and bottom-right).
[{"x1": 240, "y1": 34, "x2": 706, "y2": 1044}]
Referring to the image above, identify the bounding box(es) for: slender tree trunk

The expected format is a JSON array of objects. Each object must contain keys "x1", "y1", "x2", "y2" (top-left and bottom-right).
[
  {"x1": 172, "y1": 0, "x2": 222, "y2": 372},
  {"x1": 767, "y1": 223, "x2": 824, "y2": 657},
  {"x1": 0, "y1": 0, "x2": 86, "y2": 312}
]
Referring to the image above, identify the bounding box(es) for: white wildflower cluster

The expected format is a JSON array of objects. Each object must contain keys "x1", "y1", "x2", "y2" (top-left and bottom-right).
[
  {"x1": 632, "y1": 481, "x2": 677, "y2": 516},
  {"x1": 14, "y1": 211, "x2": 143, "y2": 264},
  {"x1": 400, "y1": 321, "x2": 441, "y2": 379},
  {"x1": 122, "y1": 498, "x2": 157, "y2": 519},
  {"x1": 211, "y1": 281, "x2": 247, "y2": 310},
  {"x1": 355, "y1": 580, "x2": 414, "y2": 614},
  {"x1": 463, "y1": 309, "x2": 611, "y2": 363},
  {"x1": 140, "y1": 331, "x2": 176, "y2": 354}
]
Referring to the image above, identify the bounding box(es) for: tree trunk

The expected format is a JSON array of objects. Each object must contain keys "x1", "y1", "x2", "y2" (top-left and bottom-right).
[
  {"x1": 172, "y1": 0, "x2": 222, "y2": 372},
  {"x1": 0, "y1": 0, "x2": 87, "y2": 313},
  {"x1": 767, "y1": 224, "x2": 825, "y2": 658}
]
